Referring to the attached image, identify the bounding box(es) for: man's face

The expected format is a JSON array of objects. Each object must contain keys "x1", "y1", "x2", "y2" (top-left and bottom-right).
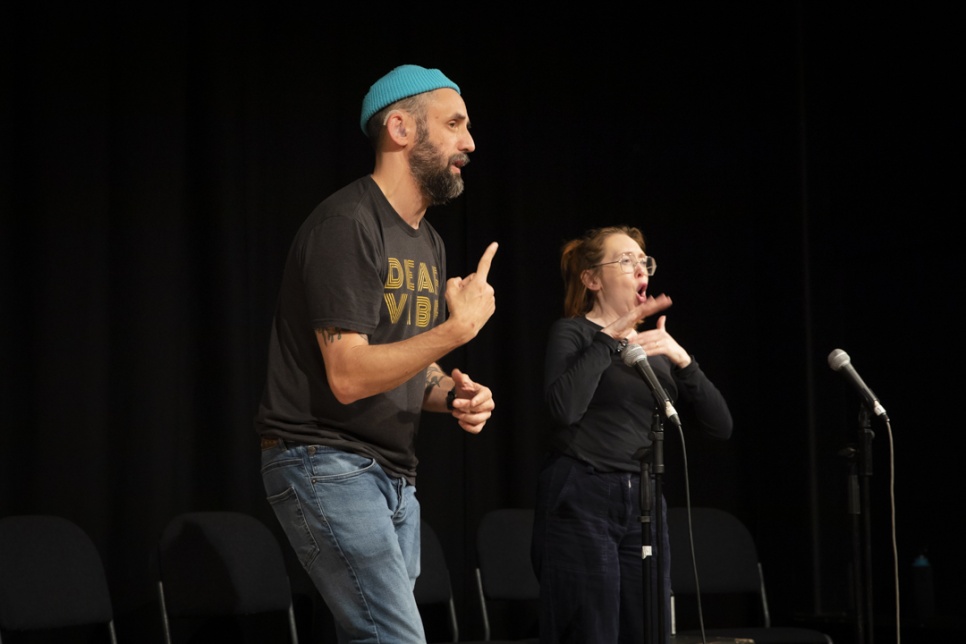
[{"x1": 409, "y1": 89, "x2": 475, "y2": 206}]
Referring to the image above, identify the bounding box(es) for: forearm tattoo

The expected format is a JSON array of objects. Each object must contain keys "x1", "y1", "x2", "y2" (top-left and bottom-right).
[{"x1": 425, "y1": 364, "x2": 446, "y2": 391}]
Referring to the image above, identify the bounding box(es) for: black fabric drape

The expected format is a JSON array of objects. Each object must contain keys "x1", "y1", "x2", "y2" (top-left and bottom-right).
[{"x1": 2, "y1": 4, "x2": 963, "y2": 642}]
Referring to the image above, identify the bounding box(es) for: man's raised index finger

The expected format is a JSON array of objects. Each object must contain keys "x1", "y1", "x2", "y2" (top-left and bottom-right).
[{"x1": 475, "y1": 242, "x2": 499, "y2": 281}]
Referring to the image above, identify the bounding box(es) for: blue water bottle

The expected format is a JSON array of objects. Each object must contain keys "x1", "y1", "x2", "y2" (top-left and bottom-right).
[{"x1": 912, "y1": 551, "x2": 935, "y2": 625}]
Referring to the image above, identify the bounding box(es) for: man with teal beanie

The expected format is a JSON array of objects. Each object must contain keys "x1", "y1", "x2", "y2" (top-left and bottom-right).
[{"x1": 255, "y1": 64, "x2": 499, "y2": 642}]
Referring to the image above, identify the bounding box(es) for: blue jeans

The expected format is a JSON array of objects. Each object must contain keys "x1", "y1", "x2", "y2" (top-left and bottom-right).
[
  {"x1": 531, "y1": 453, "x2": 671, "y2": 644},
  {"x1": 261, "y1": 441, "x2": 425, "y2": 644}
]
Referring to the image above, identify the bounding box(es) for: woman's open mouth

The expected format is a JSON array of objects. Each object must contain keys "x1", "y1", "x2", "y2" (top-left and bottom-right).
[{"x1": 636, "y1": 282, "x2": 648, "y2": 303}]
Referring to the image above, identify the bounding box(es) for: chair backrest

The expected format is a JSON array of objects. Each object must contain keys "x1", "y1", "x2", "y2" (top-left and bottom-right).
[
  {"x1": 474, "y1": 508, "x2": 540, "y2": 642},
  {"x1": 667, "y1": 507, "x2": 834, "y2": 644},
  {"x1": 156, "y1": 511, "x2": 297, "y2": 643},
  {"x1": 414, "y1": 520, "x2": 460, "y2": 642},
  {"x1": 667, "y1": 506, "x2": 764, "y2": 598},
  {"x1": 0, "y1": 514, "x2": 117, "y2": 643}
]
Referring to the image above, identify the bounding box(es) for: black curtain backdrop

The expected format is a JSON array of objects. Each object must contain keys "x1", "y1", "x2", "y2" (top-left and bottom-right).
[{"x1": 2, "y1": 4, "x2": 962, "y2": 643}]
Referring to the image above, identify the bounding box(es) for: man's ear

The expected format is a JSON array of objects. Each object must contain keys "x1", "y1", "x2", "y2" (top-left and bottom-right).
[{"x1": 384, "y1": 110, "x2": 412, "y2": 145}]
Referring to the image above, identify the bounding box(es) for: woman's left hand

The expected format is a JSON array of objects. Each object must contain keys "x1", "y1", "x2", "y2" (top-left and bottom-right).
[{"x1": 635, "y1": 316, "x2": 692, "y2": 368}]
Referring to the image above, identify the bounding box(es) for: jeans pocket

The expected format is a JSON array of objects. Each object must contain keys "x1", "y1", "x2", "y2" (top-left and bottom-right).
[
  {"x1": 309, "y1": 447, "x2": 377, "y2": 481},
  {"x1": 265, "y1": 479, "x2": 321, "y2": 570}
]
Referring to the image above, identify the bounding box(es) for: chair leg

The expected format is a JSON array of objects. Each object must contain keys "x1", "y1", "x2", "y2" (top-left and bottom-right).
[
  {"x1": 757, "y1": 562, "x2": 772, "y2": 628},
  {"x1": 474, "y1": 567, "x2": 491, "y2": 641},
  {"x1": 157, "y1": 580, "x2": 173, "y2": 644},
  {"x1": 446, "y1": 597, "x2": 460, "y2": 642},
  {"x1": 287, "y1": 603, "x2": 299, "y2": 644}
]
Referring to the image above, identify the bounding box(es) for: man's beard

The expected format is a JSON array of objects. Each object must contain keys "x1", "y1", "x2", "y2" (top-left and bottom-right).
[{"x1": 410, "y1": 129, "x2": 470, "y2": 206}]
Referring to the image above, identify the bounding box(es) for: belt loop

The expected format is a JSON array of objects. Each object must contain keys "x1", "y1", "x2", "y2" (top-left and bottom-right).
[{"x1": 260, "y1": 436, "x2": 283, "y2": 450}]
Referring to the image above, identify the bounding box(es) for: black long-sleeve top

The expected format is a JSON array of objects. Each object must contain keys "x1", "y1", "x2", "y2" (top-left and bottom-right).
[{"x1": 544, "y1": 316, "x2": 733, "y2": 472}]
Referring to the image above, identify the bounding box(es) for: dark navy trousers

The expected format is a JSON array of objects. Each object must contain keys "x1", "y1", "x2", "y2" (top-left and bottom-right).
[{"x1": 532, "y1": 453, "x2": 672, "y2": 644}]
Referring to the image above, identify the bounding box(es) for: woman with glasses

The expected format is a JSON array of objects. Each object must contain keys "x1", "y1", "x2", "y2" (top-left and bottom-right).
[{"x1": 531, "y1": 225, "x2": 733, "y2": 644}]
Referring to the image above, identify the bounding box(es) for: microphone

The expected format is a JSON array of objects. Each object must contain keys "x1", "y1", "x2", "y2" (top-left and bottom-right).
[
  {"x1": 622, "y1": 343, "x2": 682, "y2": 428},
  {"x1": 827, "y1": 349, "x2": 889, "y2": 421}
]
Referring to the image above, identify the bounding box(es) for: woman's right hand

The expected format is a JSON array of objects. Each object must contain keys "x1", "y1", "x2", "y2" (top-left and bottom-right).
[{"x1": 601, "y1": 294, "x2": 673, "y2": 342}]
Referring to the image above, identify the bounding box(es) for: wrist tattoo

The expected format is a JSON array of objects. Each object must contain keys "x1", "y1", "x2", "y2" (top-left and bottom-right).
[{"x1": 425, "y1": 365, "x2": 446, "y2": 390}]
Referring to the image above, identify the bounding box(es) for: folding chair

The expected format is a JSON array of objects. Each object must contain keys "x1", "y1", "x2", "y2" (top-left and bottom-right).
[
  {"x1": 156, "y1": 511, "x2": 298, "y2": 644},
  {"x1": 474, "y1": 508, "x2": 540, "y2": 643},
  {"x1": 668, "y1": 507, "x2": 833, "y2": 644},
  {"x1": 0, "y1": 514, "x2": 117, "y2": 643}
]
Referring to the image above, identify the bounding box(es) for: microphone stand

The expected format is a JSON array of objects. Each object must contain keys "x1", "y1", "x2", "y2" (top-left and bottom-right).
[
  {"x1": 842, "y1": 445, "x2": 865, "y2": 644},
  {"x1": 858, "y1": 408, "x2": 875, "y2": 644},
  {"x1": 841, "y1": 407, "x2": 875, "y2": 644},
  {"x1": 635, "y1": 408, "x2": 667, "y2": 644}
]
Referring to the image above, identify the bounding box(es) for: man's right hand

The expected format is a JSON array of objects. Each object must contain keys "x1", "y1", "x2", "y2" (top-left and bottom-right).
[{"x1": 444, "y1": 242, "x2": 498, "y2": 343}]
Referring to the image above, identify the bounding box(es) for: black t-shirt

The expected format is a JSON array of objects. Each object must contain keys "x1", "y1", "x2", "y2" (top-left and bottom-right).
[{"x1": 255, "y1": 176, "x2": 446, "y2": 482}]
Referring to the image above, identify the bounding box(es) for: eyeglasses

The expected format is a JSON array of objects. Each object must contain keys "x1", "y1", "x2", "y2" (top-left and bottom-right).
[{"x1": 592, "y1": 253, "x2": 657, "y2": 276}]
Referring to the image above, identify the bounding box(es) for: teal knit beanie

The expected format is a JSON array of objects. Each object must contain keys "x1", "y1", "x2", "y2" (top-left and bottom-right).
[{"x1": 360, "y1": 65, "x2": 461, "y2": 133}]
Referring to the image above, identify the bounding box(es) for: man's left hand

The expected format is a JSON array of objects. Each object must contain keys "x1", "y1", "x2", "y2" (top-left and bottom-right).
[{"x1": 450, "y1": 368, "x2": 494, "y2": 434}]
